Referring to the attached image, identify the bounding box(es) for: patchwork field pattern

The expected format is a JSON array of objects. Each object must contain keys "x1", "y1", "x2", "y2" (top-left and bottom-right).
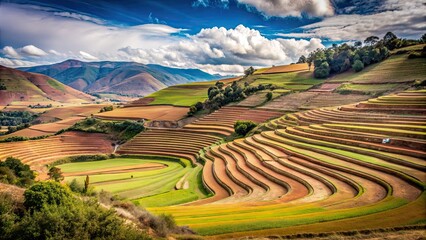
[
  {"x1": 94, "y1": 105, "x2": 189, "y2": 121},
  {"x1": 147, "y1": 90, "x2": 426, "y2": 237},
  {"x1": 60, "y1": 157, "x2": 208, "y2": 207},
  {"x1": 0, "y1": 131, "x2": 113, "y2": 172}
]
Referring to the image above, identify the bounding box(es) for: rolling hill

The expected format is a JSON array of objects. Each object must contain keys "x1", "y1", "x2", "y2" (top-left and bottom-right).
[
  {"x1": 19, "y1": 60, "x2": 219, "y2": 96},
  {"x1": 0, "y1": 65, "x2": 94, "y2": 105}
]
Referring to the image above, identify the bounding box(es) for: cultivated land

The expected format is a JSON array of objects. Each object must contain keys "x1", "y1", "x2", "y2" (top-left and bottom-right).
[
  {"x1": 1, "y1": 45, "x2": 425, "y2": 239},
  {"x1": 94, "y1": 105, "x2": 189, "y2": 121},
  {"x1": 0, "y1": 104, "x2": 108, "y2": 139},
  {"x1": 60, "y1": 156, "x2": 209, "y2": 207},
  {"x1": 0, "y1": 131, "x2": 113, "y2": 176},
  {"x1": 144, "y1": 77, "x2": 240, "y2": 106}
]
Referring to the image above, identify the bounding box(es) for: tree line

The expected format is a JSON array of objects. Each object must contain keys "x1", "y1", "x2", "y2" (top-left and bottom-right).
[{"x1": 297, "y1": 32, "x2": 425, "y2": 78}]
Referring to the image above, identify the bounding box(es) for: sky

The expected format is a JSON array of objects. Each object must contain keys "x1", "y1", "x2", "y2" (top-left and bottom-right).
[{"x1": 0, "y1": 0, "x2": 425, "y2": 75}]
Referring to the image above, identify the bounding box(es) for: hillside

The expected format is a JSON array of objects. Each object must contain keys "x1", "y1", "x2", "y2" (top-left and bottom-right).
[
  {"x1": 0, "y1": 65, "x2": 94, "y2": 105},
  {"x1": 19, "y1": 60, "x2": 218, "y2": 96}
]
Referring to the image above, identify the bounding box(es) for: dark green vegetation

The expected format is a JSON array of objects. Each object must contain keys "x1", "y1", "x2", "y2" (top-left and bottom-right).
[
  {"x1": 68, "y1": 117, "x2": 145, "y2": 143},
  {"x1": 0, "y1": 111, "x2": 37, "y2": 128},
  {"x1": 99, "y1": 105, "x2": 114, "y2": 112},
  {"x1": 0, "y1": 181, "x2": 151, "y2": 240},
  {"x1": 234, "y1": 120, "x2": 257, "y2": 136},
  {"x1": 0, "y1": 135, "x2": 49, "y2": 143},
  {"x1": 306, "y1": 32, "x2": 422, "y2": 79},
  {"x1": 0, "y1": 157, "x2": 35, "y2": 187}
]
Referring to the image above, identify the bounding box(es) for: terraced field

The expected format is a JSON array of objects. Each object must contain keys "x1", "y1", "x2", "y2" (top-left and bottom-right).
[
  {"x1": 254, "y1": 63, "x2": 309, "y2": 75},
  {"x1": 147, "y1": 90, "x2": 426, "y2": 237},
  {"x1": 94, "y1": 105, "x2": 189, "y2": 121},
  {"x1": 144, "y1": 77, "x2": 240, "y2": 107},
  {"x1": 183, "y1": 106, "x2": 283, "y2": 136},
  {"x1": 116, "y1": 129, "x2": 222, "y2": 164},
  {"x1": 60, "y1": 156, "x2": 208, "y2": 207},
  {"x1": 0, "y1": 131, "x2": 113, "y2": 173}
]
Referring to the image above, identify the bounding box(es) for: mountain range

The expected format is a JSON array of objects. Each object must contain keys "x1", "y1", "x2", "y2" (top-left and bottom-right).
[
  {"x1": 19, "y1": 60, "x2": 220, "y2": 96},
  {"x1": 0, "y1": 65, "x2": 94, "y2": 105}
]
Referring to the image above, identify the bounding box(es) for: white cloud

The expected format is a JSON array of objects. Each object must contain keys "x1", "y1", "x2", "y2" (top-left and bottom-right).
[
  {"x1": 79, "y1": 51, "x2": 98, "y2": 60},
  {"x1": 119, "y1": 25, "x2": 324, "y2": 74},
  {"x1": 0, "y1": 57, "x2": 37, "y2": 67},
  {"x1": 238, "y1": 0, "x2": 334, "y2": 17},
  {"x1": 53, "y1": 11, "x2": 105, "y2": 24},
  {"x1": 21, "y1": 45, "x2": 48, "y2": 57},
  {"x1": 0, "y1": 3, "x2": 185, "y2": 54},
  {"x1": 2, "y1": 46, "x2": 21, "y2": 59},
  {"x1": 192, "y1": 0, "x2": 229, "y2": 8},
  {"x1": 281, "y1": 0, "x2": 426, "y2": 41},
  {"x1": 0, "y1": 3, "x2": 324, "y2": 75}
]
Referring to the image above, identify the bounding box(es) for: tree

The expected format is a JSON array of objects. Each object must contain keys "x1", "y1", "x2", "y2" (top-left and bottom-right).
[
  {"x1": 84, "y1": 175, "x2": 90, "y2": 193},
  {"x1": 383, "y1": 32, "x2": 397, "y2": 45},
  {"x1": 297, "y1": 55, "x2": 307, "y2": 63},
  {"x1": 314, "y1": 62, "x2": 330, "y2": 78},
  {"x1": 234, "y1": 120, "x2": 257, "y2": 136},
  {"x1": 421, "y1": 33, "x2": 426, "y2": 43},
  {"x1": 244, "y1": 66, "x2": 255, "y2": 77},
  {"x1": 48, "y1": 167, "x2": 64, "y2": 182},
  {"x1": 215, "y1": 81, "x2": 224, "y2": 89},
  {"x1": 24, "y1": 181, "x2": 73, "y2": 211},
  {"x1": 266, "y1": 92, "x2": 273, "y2": 101},
  {"x1": 354, "y1": 41, "x2": 362, "y2": 48},
  {"x1": 352, "y1": 60, "x2": 364, "y2": 72},
  {"x1": 364, "y1": 36, "x2": 379, "y2": 46}
]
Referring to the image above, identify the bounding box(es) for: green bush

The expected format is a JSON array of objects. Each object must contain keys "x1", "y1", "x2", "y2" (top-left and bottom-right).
[
  {"x1": 314, "y1": 62, "x2": 330, "y2": 78},
  {"x1": 24, "y1": 181, "x2": 74, "y2": 211},
  {"x1": 266, "y1": 92, "x2": 273, "y2": 101},
  {"x1": 234, "y1": 120, "x2": 257, "y2": 136},
  {"x1": 0, "y1": 182, "x2": 150, "y2": 240},
  {"x1": 352, "y1": 59, "x2": 365, "y2": 72},
  {"x1": 0, "y1": 157, "x2": 35, "y2": 187}
]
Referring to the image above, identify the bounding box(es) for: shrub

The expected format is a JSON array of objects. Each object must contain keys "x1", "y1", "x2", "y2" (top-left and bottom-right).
[
  {"x1": 234, "y1": 120, "x2": 257, "y2": 136},
  {"x1": 0, "y1": 157, "x2": 35, "y2": 187},
  {"x1": 24, "y1": 181, "x2": 74, "y2": 211},
  {"x1": 266, "y1": 92, "x2": 273, "y2": 101},
  {"x1": 352, "y1": 59, "x2": 364, "y2": 72},
  {"x1": 99, "y1": 105, "x2": 113, "y2": 112}
]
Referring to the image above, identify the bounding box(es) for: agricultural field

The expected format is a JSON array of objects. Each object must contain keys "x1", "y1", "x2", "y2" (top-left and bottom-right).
[
  {"x1": 145, "y1": 77, "x2": 240, "y2": 106},
  {"x1": 249, "y1": 71, "x2": 321, "y2": 91},
  {"x1": 329, "y1": 44, "x2": 426, "y2": 84},
  {"x1": 94, "y1": 105, "x2": 189, "y2": 121},
  {"x1": 254, "y1": 63, "x2": 309, "y2": 75},
  {"x1": 59, "y1": 156, "x2": 208, "y2": 207},
  {"x1": 146, "y1": 90, "x2": 426, "y2": 237},
  {"x1": 0, "y1": 131, "x2": 113, "y2": 175}
]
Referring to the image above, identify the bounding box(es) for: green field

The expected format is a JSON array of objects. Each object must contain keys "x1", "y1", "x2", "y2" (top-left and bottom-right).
[
  {"x1": 147, "y1": 84, "x2": 210, "y2": 106},
  {"x1": 61, "y1": 157, "x2": 208, "y2": 207},
  {"x1": 249, "y1": 71, "x2": 322, "y2": 91},
  {"x1": 330, "y1": 45, "x2": 426, "y2": 83},
  {"x1": 337, "y1": 83, "x2": 401, "y2": 94}
]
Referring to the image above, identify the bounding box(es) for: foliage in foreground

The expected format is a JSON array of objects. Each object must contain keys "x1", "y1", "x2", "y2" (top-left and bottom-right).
[
  {"x1": 0, "y1": 157, "x2": 35, "y2": 187},
  {"x1": 0, "y1": 181, "x2": 150, "y2": 240}
]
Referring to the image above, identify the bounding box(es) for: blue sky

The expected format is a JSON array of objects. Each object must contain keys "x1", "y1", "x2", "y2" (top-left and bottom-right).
[{"x1": 0, "y1": 0, "x2": 425, "y2": 74}]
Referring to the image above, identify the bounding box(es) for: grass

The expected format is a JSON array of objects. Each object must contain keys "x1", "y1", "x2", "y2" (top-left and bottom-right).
[
  {"x1": 337, "y1": 83, "x2": 400, "y2": 94},
  {"x1": 62, "y1": 157, "x2": 208, "y2": 205},
  {"x1": 329, "y1": 50, "x2": 426, "y2": 83},
  {"x1": 133, "y1": 163, "x2": 207, "y2": 207},
  {"x1": 147, "y1": 84, "x2": 212, "y2": 106},
  {"x1": 250, "y1": 71, "x2": 320, "y2": 88},
  {"x1": 59, "y1": 158, "x2": 153, "y2": 173},
  {"x1": 47, "y1": 78, "x2": 65, "y2": 91}
]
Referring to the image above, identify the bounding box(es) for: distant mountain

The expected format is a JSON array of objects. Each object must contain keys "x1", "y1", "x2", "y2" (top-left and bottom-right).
[
  {"x1": 0, "y1": 65, "x2": 94, "y2": 105},
  {"x1": 19, "y1": 60, "x2": 218, "y2": 96}
]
